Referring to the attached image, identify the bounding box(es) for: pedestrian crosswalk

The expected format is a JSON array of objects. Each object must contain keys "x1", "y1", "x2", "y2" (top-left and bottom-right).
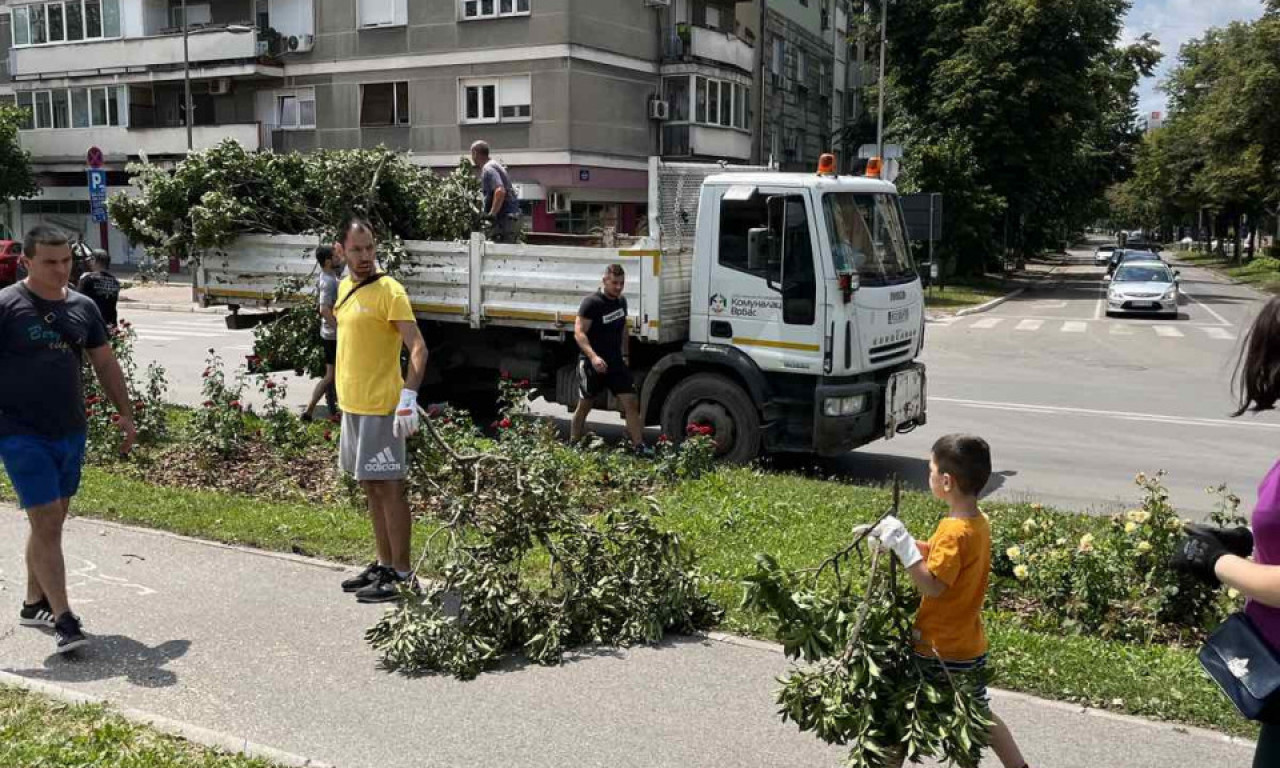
[
  {"x1": 126, "y1": 316, "x2": 246, "y2": 346},
  {"x1": 931, "y1": 315, "x2": 1236, "y2": 340}
]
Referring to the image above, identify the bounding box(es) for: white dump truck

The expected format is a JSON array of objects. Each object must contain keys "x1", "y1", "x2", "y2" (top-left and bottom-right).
[{"x1": 198, "y1": 157, "x2": 927, "y2": 462}]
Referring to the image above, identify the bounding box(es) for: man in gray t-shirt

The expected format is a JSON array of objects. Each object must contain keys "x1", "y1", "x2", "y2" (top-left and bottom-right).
[
  {"x1": 303, "y1": 245, "x2": 342, "y2": 421},
  {"x1": 471, "y1": 141, "x2": 521, "y2": 243}
]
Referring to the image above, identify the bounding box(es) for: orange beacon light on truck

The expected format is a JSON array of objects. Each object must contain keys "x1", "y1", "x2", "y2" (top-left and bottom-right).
[{"x1": 817, "y1": 153, "x2": 838, "y2": 176}]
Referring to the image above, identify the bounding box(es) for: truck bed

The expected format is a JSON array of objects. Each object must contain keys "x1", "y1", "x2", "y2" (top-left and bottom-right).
[{"x1": 197, "y1": 233, "x2": 693, "y2": 345}]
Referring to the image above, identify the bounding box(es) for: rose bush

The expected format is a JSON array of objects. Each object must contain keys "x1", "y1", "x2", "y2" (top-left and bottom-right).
[{"x1": 82, "y1": 319, "x2": 168, "y2": 460}]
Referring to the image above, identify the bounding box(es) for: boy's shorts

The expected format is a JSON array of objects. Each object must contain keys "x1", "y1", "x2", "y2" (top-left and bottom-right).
[
  {"x1": 913, "y1": 653, "x2": 990, "y2": 704},
  {"x1": 0, "y1": 433, "x2": 87, "y2": 509},
  {"x1": 338, "y1": 413, "x2": 407, "y2": 481}
]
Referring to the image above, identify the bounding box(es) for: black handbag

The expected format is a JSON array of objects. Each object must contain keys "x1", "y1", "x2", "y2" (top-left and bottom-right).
[{"x1": 1199, "y1": 612, "x2": 1280, "y2": 721}]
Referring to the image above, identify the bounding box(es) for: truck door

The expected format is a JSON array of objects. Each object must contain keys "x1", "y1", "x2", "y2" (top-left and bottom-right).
[{"x1": 709, "y1": 188, "x2": 826, "y2": 374}]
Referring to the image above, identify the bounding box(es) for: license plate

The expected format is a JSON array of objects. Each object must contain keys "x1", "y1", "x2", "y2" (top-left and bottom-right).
[
  {"x1": 885, "y1": 367, "x2": 925, "y2": 439},
  {"x1": 888, "y1": 308, "x2": 909, "y2": 325}
]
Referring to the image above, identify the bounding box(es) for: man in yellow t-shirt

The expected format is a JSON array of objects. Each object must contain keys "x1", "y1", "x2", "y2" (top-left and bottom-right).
[
  {"x1": 332, "y1": 216, "x2": 429, "y2": 604},
  {"x1": 869, "y1": 435, "x2": 1032, "y2": 768}
]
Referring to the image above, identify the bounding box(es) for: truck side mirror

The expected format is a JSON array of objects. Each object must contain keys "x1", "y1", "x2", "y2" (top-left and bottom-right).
[{"x1": 747, "y1": 227, "x2": 772, "y2": 272}]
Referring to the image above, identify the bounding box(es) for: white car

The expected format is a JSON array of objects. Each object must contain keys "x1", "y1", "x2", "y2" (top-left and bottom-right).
[
  {"x1": 1094, "y1": 244, "x2": 1117, "y2": 265},
  {"x1": 1107, "y1": 261, "x2": 1180, "y2": 318}
]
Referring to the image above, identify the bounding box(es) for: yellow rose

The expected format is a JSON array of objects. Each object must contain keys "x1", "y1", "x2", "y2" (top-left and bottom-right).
[
  {"x1": 1136, "y1": 511, "x2": 1150, "y2": 524},
  {"x1": 1030, "y1": 503, "x2": 1043, "y2": 512},
  {"x1": 1124, "y1": 521, "x2": 1138, "y2": 534},
  {"x1": 1125, "y1": 509, "x2": 1143, "y2": 523},
  {"x1": 1135, "y1": 472, "x2": 1147, "y2": 484},
  {"x1": 1014, "y1": 564, "x2": 1030, "y2": 581},
  {"x1": 1137, "y1": 541, "x2": 1152, "y2": 553},
  {"x1": 1023, "y1": 518, "x2": 1037, "y2": 532},
  {"x1": 1006, "y1": 546, "x2": 1022, "y2": 561},
  {"x1": 1079, "y1": 533, "x2": 1095, "y2": 553},
  {"x1": 1228, "y1": 588, "x2": 1241, "y2": 600}
]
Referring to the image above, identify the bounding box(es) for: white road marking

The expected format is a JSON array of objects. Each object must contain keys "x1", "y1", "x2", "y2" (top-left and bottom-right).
[
  {"x1": 932, "y1": 397, "x2": 1280, "y2": 431},
  {"x1": 155, "y1": 321, "x2": 231, "y2": 330},
  {"x1": 1095, "y1": 281, "x2": 1106, "y2": 319},
  {"x1": 131, "y1": 328, "x2": 229, "y2": 338},
  {"x1": 1182, "y1": 290, "x2": 1233, "y2": 327},
  {"x1": 1015, "y1": 319, "x2": 1044, "y2": 331},
  {"x1": 970, "y1": 318, "x2": 1003, "y2": 329},
  {"x1": 1109, "y1": 324, "x2": 1133, "y2": 335},
  {"x1": 1061, "y1": 321, "x2": 1087, "y2": 333},
  {"x1": 1154, "y1": 325, "x2": 1184, "y2": 338},
  {"x1": 134, "y1": 333, "x2": 184, "y2": 342},
  {"x1": 1205, "y1": 327, "x2": 1236, "y2": 341}
]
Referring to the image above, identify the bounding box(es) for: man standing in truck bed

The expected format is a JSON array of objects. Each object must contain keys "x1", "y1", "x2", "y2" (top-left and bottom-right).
[{"x1": 572, "y1": 264, "x2": 645, "y2": 452}]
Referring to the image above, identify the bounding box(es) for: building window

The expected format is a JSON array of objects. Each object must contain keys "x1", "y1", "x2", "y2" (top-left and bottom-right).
[
  {"x1": 461, "y1": 76, "x2": 531, "y2": 124},
  {"x1": 685, "y1": 75, "x2": 749, "y2": 131},
  {"x1": 796, "y1": 49, "x2": 808, "y2": 91},
  {"x1": 11, "y1": 0, "x2": 120, "y2": 47},
  {"x1": 461, "y1": 0, "x2": 530, "y2": 20},
  {"x1": 771, "y1": 37, "x2": 784, "y2": 84},
  {"x1": 16, "y1": 86, "x2": 124, "y2": 130},
  {"x1": 554, "y1": 202, "x2": 617, "y2": 235},
  {"x1": 360, "y1": 82, "x2": 409, "y2": 126},
  {"x1": 169, "y1": 2, "x2": 212, "y2": 27},
  {"x1": 663, "y1": 76, "x2": 689, "y2": 122},
  {"x1": 278, "y1": 90, "x2": 316, "y2": 129},
  {"x1": 358, "y1": 0, "x2": 408, "y2": 28}
]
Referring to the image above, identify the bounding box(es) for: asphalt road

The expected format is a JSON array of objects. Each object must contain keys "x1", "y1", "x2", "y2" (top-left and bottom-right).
[{"x1": 119, "y1": 245, "x2": 1276, "y2": 518}]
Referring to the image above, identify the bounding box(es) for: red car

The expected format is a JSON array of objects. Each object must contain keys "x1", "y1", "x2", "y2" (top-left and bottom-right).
[{"x1": 0, "y1": 240, "x2": 21, "y2": 286}]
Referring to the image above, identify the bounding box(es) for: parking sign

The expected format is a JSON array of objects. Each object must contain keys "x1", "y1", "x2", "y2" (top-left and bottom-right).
[{"x1": 87, "y1": 169, "x2": 108, "y2": 223}]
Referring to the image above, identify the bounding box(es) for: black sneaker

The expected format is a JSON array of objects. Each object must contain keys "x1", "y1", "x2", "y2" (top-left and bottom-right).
[
  {"x1": 355, "y1": 569, "x2": 419, "y2": 604},
  {"x1": 342, "y1": 562, "x2": 384, "y2": 593},
  {"x1": 19, "y1": 598, "x2": 55, "y2": 628},
  {"x1": 54, "y1": 613, "x2": 88, "y2": 654}
]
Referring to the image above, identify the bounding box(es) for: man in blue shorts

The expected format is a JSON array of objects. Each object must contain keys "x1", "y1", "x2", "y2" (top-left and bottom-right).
[{"x1": 0, "y1": 225, "x2": 137, "y2": 654}]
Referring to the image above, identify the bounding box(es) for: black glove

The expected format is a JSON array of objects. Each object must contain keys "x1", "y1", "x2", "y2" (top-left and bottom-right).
[
  {"x1": 1186, "y1": 524, "x2": 1253, "y2": 559},
  {"x1": 1171, "y1": 530, "x2": 1231, "y2": 586}
]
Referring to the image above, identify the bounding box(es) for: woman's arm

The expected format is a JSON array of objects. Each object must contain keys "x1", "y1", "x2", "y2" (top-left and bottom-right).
[{"x1": 1216, "y1": 556, "x2": 1280, "y2": 609}]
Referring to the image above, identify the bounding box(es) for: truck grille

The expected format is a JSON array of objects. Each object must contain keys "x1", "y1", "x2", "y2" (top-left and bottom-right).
[{"x1": 869, "y1": 338, "x2": 914, "y2": 365}]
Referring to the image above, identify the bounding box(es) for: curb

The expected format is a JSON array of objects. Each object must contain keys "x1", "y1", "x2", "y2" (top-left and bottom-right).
[
  {"x1": 120, "y1": 301, "x2": 226, "y2": 315},
  {"x1": 699, "y1": 632, "x2": 1257, "y2": 750},
  {"x1": 951, "y1": 263, "x2": 1064, "y2": 318},
  {"x1": 0, "y1": 670, "x2": 336, "y2": 768}
]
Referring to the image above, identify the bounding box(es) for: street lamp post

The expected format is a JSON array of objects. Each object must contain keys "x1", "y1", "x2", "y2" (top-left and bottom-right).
[
  {"x1": 183, "y1": 0, "x2": 193, "y2": 151},
  {"x1": 875, "y1": 0, "x2": 886, "y2": 161}
]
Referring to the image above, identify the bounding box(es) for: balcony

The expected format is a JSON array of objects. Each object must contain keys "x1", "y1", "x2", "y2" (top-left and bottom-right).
[
  {"x1": 663, "y1": 24, "x2": 754, "y2": 73},
  {"x1": 20, "y1": 123, "x2": 261, "y2": 161},
  {"x1": 662, "y1": 124, "x2": 751, "y2": 161},
  {"x1": 11, "y1": 26, "x2": 261, "y2": 80}
]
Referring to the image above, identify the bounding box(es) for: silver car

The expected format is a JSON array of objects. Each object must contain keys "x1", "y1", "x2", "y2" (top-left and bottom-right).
[
  {"x1": 1094, "y1": 244, "x2": 1117, "y2": 265},
  {"x1": 1107, "y1": 261, "x2": 1180, "y2": 318}
]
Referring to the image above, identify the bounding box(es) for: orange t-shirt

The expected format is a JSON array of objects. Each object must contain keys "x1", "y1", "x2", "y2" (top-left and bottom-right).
[{"x1": 912, "y1": 514, "x2": 991, "y2": 661}]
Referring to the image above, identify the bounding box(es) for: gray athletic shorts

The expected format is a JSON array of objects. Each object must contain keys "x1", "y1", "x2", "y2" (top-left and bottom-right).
[{"x1": 338, "y1": 413, "x2": 408, "y2": 481}]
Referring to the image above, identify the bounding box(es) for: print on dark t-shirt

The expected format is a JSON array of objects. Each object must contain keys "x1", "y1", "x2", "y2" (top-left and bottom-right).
[
  {"x1": 77, "y1": 271, "x2": 120, "y2": 327},
  {"x1": 0, "y1": 283, "x2": 108, "y2": 438},
  {"x1": 578, "y1": 290, "x2": 627, "y2": 364}
]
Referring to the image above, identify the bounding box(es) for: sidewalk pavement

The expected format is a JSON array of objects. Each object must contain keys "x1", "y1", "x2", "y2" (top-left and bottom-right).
[
  {"x1": 119, "y1": 281, "x2": 226, "y2": 314},
  {"x1": 0, "y1": 509, "x2": 1255, "y2": 768}
]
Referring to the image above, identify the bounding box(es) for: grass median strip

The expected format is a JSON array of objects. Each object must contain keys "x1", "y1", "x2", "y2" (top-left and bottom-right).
[
  {"x1": 1179, "y1": 251, "x2": 1280, "y2": 294},
  {"x1": 0, "y1": 686, "x2": 279, "y2": 768},
  {"x1": 0, "y1": 465, "x2": 1252, "y2": 737},
  {"x1": 923, "y1": 278, "x2": 1012, "y2": 312}
]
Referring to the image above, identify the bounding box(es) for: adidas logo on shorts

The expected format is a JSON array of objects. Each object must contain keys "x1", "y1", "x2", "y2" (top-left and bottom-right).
[{"x1": 364, "y1": 447, "x2": 402, "y2": 473}]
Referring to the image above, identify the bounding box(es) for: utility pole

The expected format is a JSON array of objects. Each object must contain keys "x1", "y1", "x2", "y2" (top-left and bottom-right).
[
  {"x1": 183, "y1": 0, "x2": 193, "y2": 151},
  {"x1": 875, "y1": 0, "x2": 886, "y2": 161}
]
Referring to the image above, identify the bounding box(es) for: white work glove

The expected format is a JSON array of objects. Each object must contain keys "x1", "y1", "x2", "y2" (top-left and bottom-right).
[
  {"x1": 871, "y1": 515, "x2": 923, "y2": 568},
  {"x1": 393, "y1": 389, "x2": 420, "y2": 438}
]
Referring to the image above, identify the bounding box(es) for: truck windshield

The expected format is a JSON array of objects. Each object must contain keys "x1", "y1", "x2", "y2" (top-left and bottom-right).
[{"x1": 823, "y1": 193, "x2": 915, "y2": 286}]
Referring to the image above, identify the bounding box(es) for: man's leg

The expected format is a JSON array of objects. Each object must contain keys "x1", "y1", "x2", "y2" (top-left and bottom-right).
[
  {"x1": 26, "y1": 499, "x2": 71, "y2": 617},
  {"x1": 619, "y1": 394, "x2": 644, "y2": 448},
  {"x1": 571, "y1": 398, "x2": 593, "y2": 443},
  {"x1": 304, "y1": 373, "x2": 330, "y2": 419},
  {"x1": 372, "y1": 480, "x2": 413, "y2": 574},
  {"x1": 360, "y1": 481, "x2": 393, "y2": 567}
]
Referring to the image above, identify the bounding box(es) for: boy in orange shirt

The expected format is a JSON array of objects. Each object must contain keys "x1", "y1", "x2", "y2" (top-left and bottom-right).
[{"x1": 870, "y1": 434, "x2": 1030, "y2": 768}]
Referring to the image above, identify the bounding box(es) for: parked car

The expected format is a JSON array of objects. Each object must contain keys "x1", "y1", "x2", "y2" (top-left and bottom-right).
[
  {"x1": 1108, "y1": 248, "x2": 1168, "y2": 276},
  {"x1": 1107, "y1": 261, "x2": 1180, "y2": 318},
  {"x1": 1094, "y1": 244, "x2": 1117, "y2": 265},
  {"x1": 0, "y1": 240, "x2": 22, "y2": 287}
]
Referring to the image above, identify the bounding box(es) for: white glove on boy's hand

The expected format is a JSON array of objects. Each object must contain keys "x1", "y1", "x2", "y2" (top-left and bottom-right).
[
  {"x1": 871, "y1": 515, "x2": 923, "y2": 568},
  {"x1": 393, "y1": 389, "x2": 420, "y2": 438}
]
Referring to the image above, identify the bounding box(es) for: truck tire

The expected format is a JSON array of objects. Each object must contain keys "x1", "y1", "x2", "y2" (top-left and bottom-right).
[{"x1": 660, "y1": 373, "x2": 760, "y2": 464}]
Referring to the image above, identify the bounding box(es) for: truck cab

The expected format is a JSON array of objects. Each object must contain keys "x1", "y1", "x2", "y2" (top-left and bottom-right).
[{"x1": 637, "y1": 161, "x2": 926, "y2": 462}]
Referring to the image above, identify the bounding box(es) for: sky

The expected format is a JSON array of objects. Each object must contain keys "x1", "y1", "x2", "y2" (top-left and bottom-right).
[{"x1": 1123, "y1": 0, "x2": 1266, "y2": 118}]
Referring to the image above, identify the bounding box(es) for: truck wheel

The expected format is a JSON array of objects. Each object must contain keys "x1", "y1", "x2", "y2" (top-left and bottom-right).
[{"x1": 660, "y1": 373, "x2": 760, "y2": 464}]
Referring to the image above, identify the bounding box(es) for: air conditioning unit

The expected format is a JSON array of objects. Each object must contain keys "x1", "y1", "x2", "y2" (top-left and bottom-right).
[
  {"x1": 547, "y1": 192, "x2": 572, "y2": 214},
  {"x1": 209, "y1": 78, "x2": 232, "y2": 96},
  {"x1": 649, "y1": 99, "x2": 670, "y2": 121},
  {"x1": 288, "y1": 34, "x2": 315, "y2": 53},
  {"x1": 643, "y1": 0, "x2": 671, "y2": 7}
]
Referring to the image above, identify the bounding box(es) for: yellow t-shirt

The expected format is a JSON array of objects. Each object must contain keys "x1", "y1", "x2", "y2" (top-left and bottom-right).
[
  {"x1": 912, "y1": 514, "x2": 991, "y2": 661},
  {"x1": 335, "y1": 275, "x2": 415, "y2": 416}
]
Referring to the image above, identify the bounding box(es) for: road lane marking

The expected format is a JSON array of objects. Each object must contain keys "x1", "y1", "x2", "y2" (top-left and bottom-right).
[
  {"x1": 932, "y1": 397, "x2": 1280, "y2": 431},
  {"x1": 1154, "y1": 325, "x2": 1184, "y2": 338},
  {"x1": 1181, "y1": 289, "x2": 1233, "y2": 327},
  {"x1": 970, "y1": 318, "x2": 1003, "y2": 329},
  {"x1": 1015, "y1": 319, "x2": 1043, "y2": 331},
  {"x1": 1095, "y1": 281, "x2": 1105, "y2": 319},
  {"x1": 134, "y1": 333, "x2": 183, "y2": 342},
  {"x1": 1205, "y1": 327, "x2": 1236, "y2": 341},
  {"x1": 1061, "y1": 321, "x2": 1087, "y2": 333},
  {"x1": 155, "y1": 321, "x2": 232, "y2": 329},
  {"x1": 130, "y1": 329, "x2": 230, "y2": 338},
  {"x1": 1109, "y1": 325, "x2": 1133, "y2": 335}
]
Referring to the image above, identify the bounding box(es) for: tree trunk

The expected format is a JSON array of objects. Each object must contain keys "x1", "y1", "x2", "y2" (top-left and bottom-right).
[
  {"x1": 1233, "y1": 213, "x2": 1243, "y2": 264},
  {"x1": 1249, "y1": 226, "x2": 1258, "y2": 261}
]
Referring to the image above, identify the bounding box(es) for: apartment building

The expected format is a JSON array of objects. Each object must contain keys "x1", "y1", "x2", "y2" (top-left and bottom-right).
[{"x1": 0, "y1": 0, "x2": 766, "y2": 261}]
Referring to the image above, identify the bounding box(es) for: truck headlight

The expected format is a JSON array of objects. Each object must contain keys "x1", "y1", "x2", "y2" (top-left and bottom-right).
[{"x1": 824, "y1": 395, "x2": 868, "y2": 417}]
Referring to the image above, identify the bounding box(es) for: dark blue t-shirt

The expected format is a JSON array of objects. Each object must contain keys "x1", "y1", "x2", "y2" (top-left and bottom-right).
[
  {"x1": 481, "y1": 160, "x2": 521, "y2": 217},
  {"x1": 578, "y1": 290, "x2": 628, "y2": 365},
  {"x1": 0, "y1": 283, "x2": 108, "y2": 438}
]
